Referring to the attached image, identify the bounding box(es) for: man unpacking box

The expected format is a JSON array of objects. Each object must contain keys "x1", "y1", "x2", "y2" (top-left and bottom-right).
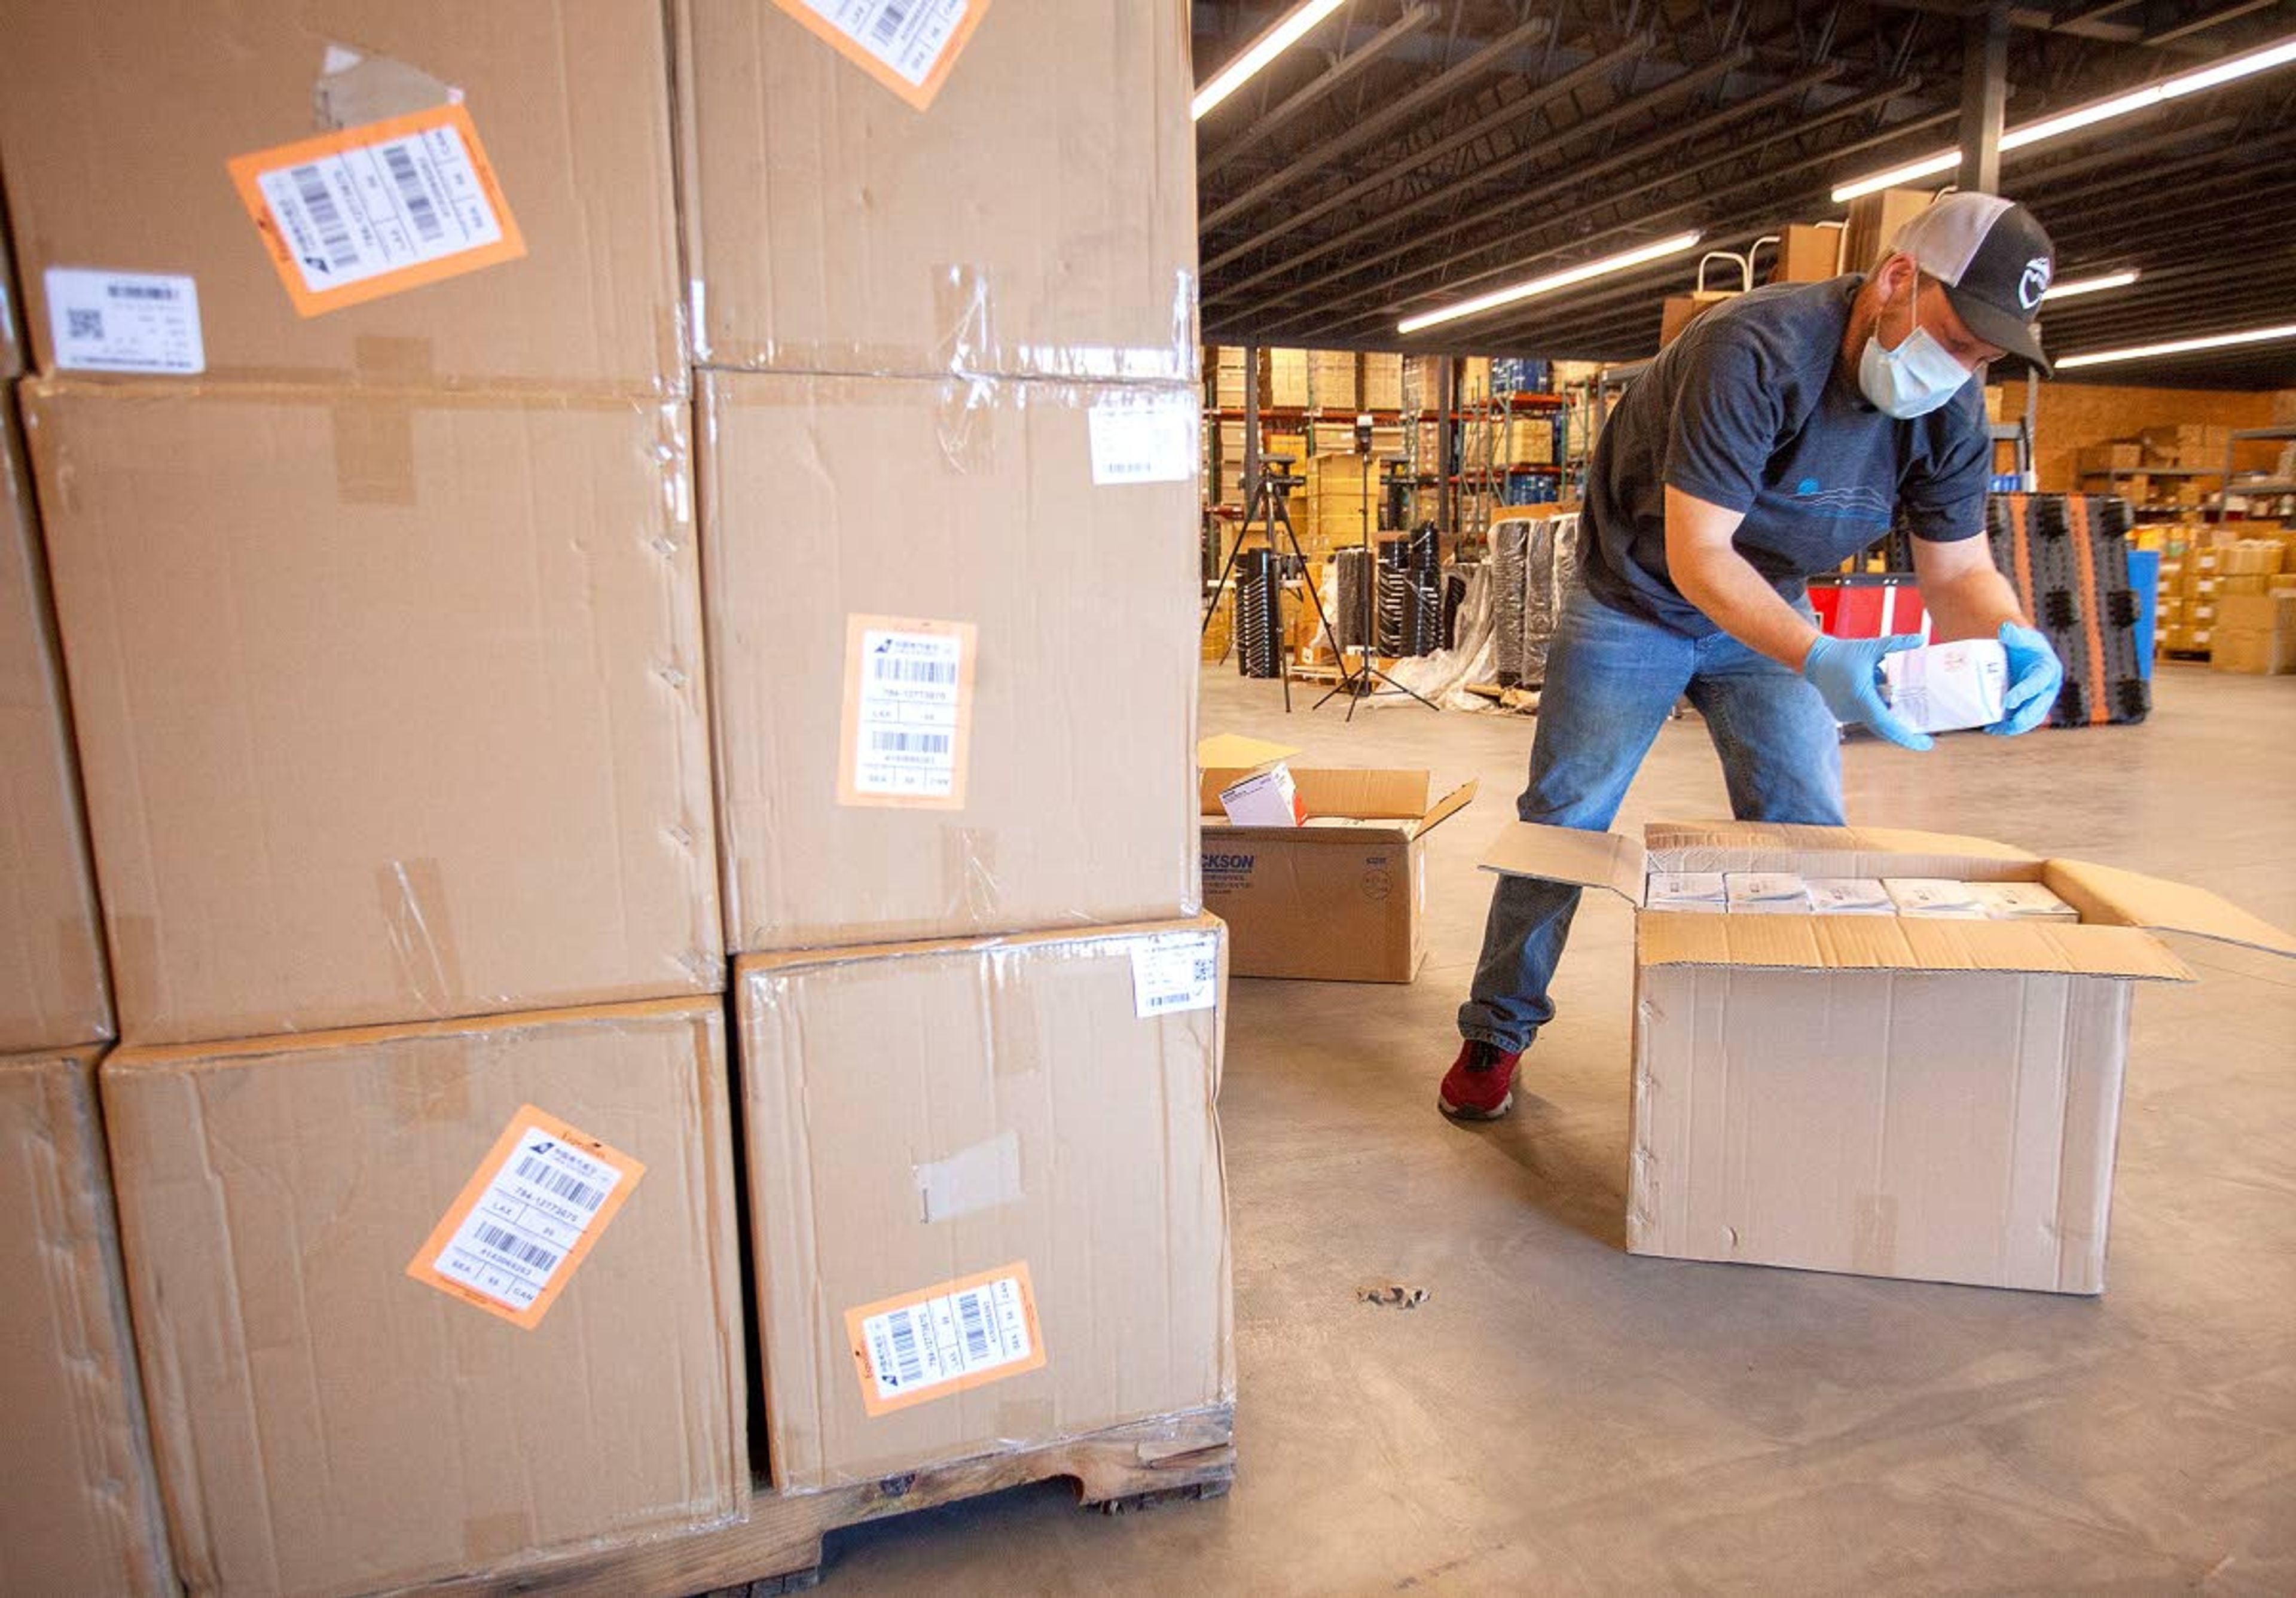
[{"x1": 1442, "y1": 193, "x2": 2068, "y2": 1120}]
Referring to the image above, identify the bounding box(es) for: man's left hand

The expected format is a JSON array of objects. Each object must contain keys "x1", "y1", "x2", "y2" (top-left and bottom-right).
[{"x1": 1987, "y1": 622, "x2": 2063, "y2": 736}]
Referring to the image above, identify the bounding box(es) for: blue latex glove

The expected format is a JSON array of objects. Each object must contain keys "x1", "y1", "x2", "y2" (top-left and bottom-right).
[
  {"x1": 1800, "y1": 632, "x2": 1933, "y2": 751},
  {"x1": 1987, "y1": 621, "x2": 2064, "y2": 736}
]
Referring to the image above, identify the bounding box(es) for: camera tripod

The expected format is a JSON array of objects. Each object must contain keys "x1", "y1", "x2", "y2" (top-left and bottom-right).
[
  {"x1": 1312, "y1": 448, "x2": 1440, "y2": 720},
  {"x1": 1201, "y1": 456, "x2": 1352, "y2": 713}
]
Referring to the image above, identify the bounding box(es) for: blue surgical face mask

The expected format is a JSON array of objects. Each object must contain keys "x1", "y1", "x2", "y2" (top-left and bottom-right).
[{"x1": 1858, "y1": 280, "x2": 1973, "y2": 419}]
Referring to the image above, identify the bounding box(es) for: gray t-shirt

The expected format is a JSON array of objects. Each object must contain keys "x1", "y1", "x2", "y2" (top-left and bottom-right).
[{"x1": 1579, "y1": 274, "x2": 1990, "y2": 636}]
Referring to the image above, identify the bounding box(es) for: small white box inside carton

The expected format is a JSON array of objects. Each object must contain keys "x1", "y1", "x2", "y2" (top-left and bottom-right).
[
  {"x1": 1806, "y1": 877, "x2": 1893, "y2": 915},
  {"x1": 1884, "y1": 877, "x2": 1987, "y2": 918},
  {"x1": 1880, "y1": 638, "x2": 2008, "y2": 733},
  {"x1": 1968, "y1": 880, "x2": 2081, "y2": 922},
  {"x1": 1725, "y1": 872, "x2": 1812, "y2": 914},
  {"x1": 1219, "y1": 764, "x2": 1305, "y2": 828},
  {"x1": 1645, "y1": 871, "x2": 1726, "y2": 910}
]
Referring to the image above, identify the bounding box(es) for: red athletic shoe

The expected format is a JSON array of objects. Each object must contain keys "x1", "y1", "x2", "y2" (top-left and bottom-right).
[{"x1": 1438, "y1": 1039, "x2": 1521, "y2": 1121}]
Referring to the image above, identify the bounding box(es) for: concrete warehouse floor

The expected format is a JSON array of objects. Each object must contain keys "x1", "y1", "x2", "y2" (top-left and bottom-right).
[{"x1": 820, "y1": 663, "x2": 2296, "y2": 1597}]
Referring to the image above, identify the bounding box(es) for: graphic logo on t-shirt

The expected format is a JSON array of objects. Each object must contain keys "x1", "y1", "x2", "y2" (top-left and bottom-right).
[{"x1": 1790, "y1": 479, "x2": 1893, "y2": 526}]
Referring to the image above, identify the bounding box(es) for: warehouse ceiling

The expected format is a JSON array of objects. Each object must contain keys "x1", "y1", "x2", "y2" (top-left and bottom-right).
[{"x1": 1192, "y1": 0, "x2": 2296, "y2": 389}]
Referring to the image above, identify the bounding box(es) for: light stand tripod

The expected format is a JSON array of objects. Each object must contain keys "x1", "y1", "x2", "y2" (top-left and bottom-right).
[
  {"x1": 1201, "y1": 455, "x2": 1350, "y2": 713},
  {"x1": 1314, "y1": 414, "x2": 1440, "y2": 720}
]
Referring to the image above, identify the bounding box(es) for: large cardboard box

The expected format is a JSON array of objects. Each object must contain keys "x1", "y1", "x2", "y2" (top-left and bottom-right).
[
  {"x1": 1659, "y1": 291, "x2": 1734, "y2": 348},
  {"x1": 1483, "y1": 820, "x2": 2296, "y2": 1294},
  {"x1": 1, "y1": 407, "x2": 113, "y2": 1051},
  {"x1": 2210, "y1": 591, "x2": 2296, "y2": 674},
  {"x1": 1843, "y1": 187, "x2": 1937, "y2": 272},
  {"x1": 1772, "y1": 222, "x2": 1844, "y2": 283},
  {"x1": 23, "y1": 380, "x2": 720, "y2": 1044},
  {"x1": 699, "y1": 370, "x2": 1200, "y2": 953},
  {"x1": 103, "y1": 997, "x2": 747, "y2": 1596},
  {"x1": 1199, "y1": 768, "x2": 1477, "y2": 983},
  {"x1": 0, "y1": 1047, "x2": 174, "y2": 1597},
  {"x1": 674, "y1": 0, "x2": 1195, "y2": 382},
  {"x1": 0, "y1": 1, "x2": 682, "y2": 390},
  {"x1": 734, "y1": 917, "x2": 1233, "y2": 1492}
]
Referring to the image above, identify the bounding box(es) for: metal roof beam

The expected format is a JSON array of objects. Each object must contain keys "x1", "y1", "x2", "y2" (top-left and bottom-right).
[{"x1": 1199, "y1": 4, "x2": 1440, "y2": 179}]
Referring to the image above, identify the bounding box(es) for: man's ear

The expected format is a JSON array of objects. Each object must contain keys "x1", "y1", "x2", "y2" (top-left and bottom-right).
[{"x1": 1872, "y1": 251, "x2": 1917, "y2": 297}]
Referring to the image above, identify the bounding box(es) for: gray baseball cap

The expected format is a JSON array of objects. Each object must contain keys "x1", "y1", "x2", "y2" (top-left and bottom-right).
[{"x1": 1891, "y1": 192, "x2": 2057, "y2": 373}]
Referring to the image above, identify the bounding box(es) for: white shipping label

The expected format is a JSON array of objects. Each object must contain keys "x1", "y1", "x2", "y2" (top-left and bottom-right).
[
  {"x1": 45, "y1": 269, "x2": 204, "y2": 374},
  {"x1": 1131, "y1": 931, "x2": 1220, "y2": 1018},
  {"x1": 791, "y1": 0, "x2": 972, "y2": 88},
  {"x1": 851, "y1": 626, "x2": 966, "y2": 798},
  {"x1": 429, "y1": 1126, "x2": 626, "y2": 1316},
  {"x1": 860, "y1": 1273, "x2": 1033, "y2": 1404},
  {"x1": 251, "y1": 121, "x2": 503, "y2": 295},
  {"x1": 1089, "y1": 391, "x2": 1198, "y2": 486}
]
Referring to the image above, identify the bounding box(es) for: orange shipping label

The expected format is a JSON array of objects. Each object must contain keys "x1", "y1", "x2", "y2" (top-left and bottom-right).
[
  {"x1": 770, "y1": 0, "x2": 991, "y2": 112},
  {"x1": 226, "y1": 102, "x2": 526, "y2": 318},
  {"x1": 845, "y1": 1262, "x2": 1046, "y2": 1416},
  {"x1": 405, "y1": 1105, "x2": 644, "y2": 1330},
  {"x1": 836, "y1": 614, "x2": 977, "y2": 810}
]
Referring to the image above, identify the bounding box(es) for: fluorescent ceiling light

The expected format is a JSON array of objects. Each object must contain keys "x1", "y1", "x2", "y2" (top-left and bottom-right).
[
  {"x1": 1830, "y1": 32, "x2": 2296, "y2": 202},
  {"x1": 2041, "y1": 270, "x2": 2139, "y2": 301},
  {"x1": 2055, "y1": 322, "x2": 2296, "y2": 370},
  {"x1": 1192, "y1": 0, "x2": 1345, "y2": 121},
  {"x1": 1397, "y1": 232, "x2": 1703, "y2": 336}
]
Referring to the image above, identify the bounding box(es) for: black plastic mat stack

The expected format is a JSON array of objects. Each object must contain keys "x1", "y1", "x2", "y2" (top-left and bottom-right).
[
  {"x1": 1984, "y1": 493, "x2": 2150, "y2": 727},
  {"x1": 1234, "y1": 547, "x2": 1283, "y2": 679}
]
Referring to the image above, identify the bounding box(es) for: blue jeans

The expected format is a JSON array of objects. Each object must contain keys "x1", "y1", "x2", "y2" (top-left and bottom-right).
[{"x1": 1458, "y1": 584, "x2": 1845, "y2": 1053}]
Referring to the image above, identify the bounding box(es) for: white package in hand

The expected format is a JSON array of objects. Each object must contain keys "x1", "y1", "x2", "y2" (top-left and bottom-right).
[{"x1": 1880, "y1": 638, "x2": 2009, "y2": 733}]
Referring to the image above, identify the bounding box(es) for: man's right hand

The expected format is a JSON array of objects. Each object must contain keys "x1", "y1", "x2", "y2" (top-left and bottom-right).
[{"x1": 1800, "y1": 633, "x2": 1934, "y2": 752}]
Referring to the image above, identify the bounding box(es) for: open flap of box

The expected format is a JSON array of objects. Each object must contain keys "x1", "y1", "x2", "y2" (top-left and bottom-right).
[
  {"x1": 2045, "y1": 859, "x2": 2296, "y2": 962},
  {"x1": 1202, "y1": 768, "x2": 1476, "y2": 836},
  {"x1": 1637, "y1": 911, "x2": 2194, "y2": 982},
  {"x1": 1195, "y1": 733, "x2": 1301, "y2": 771},
  {"x1": 1644, "y1": 819, "x2": 2041, "y2": 880},
  {"x1": 1480, "y1": 822, "x2": 1647, "y2": 903}
]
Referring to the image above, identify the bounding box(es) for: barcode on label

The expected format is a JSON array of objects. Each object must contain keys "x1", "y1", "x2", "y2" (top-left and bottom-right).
[
  {"x1": 869, "y1": 728, "x2": 952, "y2": 755},
  {"x1": 781, "y1": 0, "x2": 973, "y2": 94},
  {"x1": 106, "y1": 282, "x2": 178, "y2": 301},
  {"x1": 46, "y1": 268, "x2": 204, "y2": 374},
  {"x1": 844, "y1": 619, "x2": 972, "y2": 805},
  {"x1": 851, "y1": 1267, "x2": 1041, "y2": 1410},
  {"x1": 871, "y1": 654, "x2": 958, "y2": 685},
  {"x1": 231, "y1": 105, "x2": 520, "y2": 312},
  {"x1": 1129, "y1": 934, "x2": 1220, "y2": 1018},
  {"x1": 872, "y1": 1, "x2": 911, "y2": 44},
  {"x1": 409, "y1": 1110, "x2": 642, "y2": 1328}
]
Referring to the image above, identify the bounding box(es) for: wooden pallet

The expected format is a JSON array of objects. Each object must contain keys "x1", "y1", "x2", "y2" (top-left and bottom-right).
[{"x1": 413, "y1": 1405, "x2": 1234, "y2": 1597}]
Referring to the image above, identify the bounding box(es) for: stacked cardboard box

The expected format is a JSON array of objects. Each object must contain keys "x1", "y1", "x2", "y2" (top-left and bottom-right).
[
  {"x1": 1308, "y1": 349, "x2": 1359, "y2": 411},
  {"x1": 1213, "y1": 345, "x2": 1254, "y2": 409},
  {"x1": 678, "y1": 0, "x2": 1234, "y2": 1501},
  {"x1": 2141, "y1": 423, "x2": 2233, "y2": 469},
  {"x1": 2212, "y1": 592, "x2": 2296, "y2": 675},
  {"x1": 0, "y1": 5, "x2": 753, "y2": 1588},
  {"x1": 1269, "y1": 347, "x2": 1311, "y2": 407},
  {"x1": 1401, "y1": 354, "x2": 1443, "y2": 411},
  {"x1": 1362, "y1": 351, "x2": 1405, "y2": 410}
]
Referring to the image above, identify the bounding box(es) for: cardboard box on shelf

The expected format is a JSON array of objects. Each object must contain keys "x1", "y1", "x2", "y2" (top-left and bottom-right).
[
  {"x1": 734, "y1": 918, "x2": 1232, "y2": 1492},
  {"x1": 22, "y1": 380, "x2": 720, "y2": 1044},
  {"x1": 1659, "y1": 291, "x2": 1733, "y2": 347},
  {"x1": 1198, "y1": 768, "x2": 1476, "y2": 982},
  {"x1": 0, "y1": 1047, "x2": 174, "y2": 1597},
  {"x1": 1482, "y1": 819, "x2": 2296, "y2": 1294},
  {"x1": 1, "y1": 408, "x2": 112, "y2": 1051},
  {"x1": 674, "y1": 0, "x2": 1193, "y2": 381},
  {"x1": 700, "y1": 371, "x2": 1200, "y2": 953},
  {"x1": 103, "y1": 997, "x2": 747, "y2": 1596},
  {"x1": 0, "y1": 1, "x2": 681, "y2": 390},
  {"x1": 1268, "y1": 350, "x2": 1311, "y2": 408},
  {"x1": 1361, "y1": 352, "x2": 1404, "y2": 411},
  {"x1": 2079, "y1": 443, "x2": 2144, "y2": 475},
  {"x1": 2210, "y1": 627, "x2": 2296, "y2": 675},
  {"x1": 1843, "y1": 188, "x2": 1937, "y2": 270},
  {"x1": 1773, "y1": 223, "x2": 1844, "y2": 283}
]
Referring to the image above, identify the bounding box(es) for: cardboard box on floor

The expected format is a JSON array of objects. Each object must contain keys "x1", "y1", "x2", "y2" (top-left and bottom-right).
[
  {"x1": 674, "y1": 0, "x2": 1195, "y2": 381},
  {"x1": 22, "y1": 379, "x2": 721, "y2": 1044},
  {"x1": 699, "y1": 370, "x2": 1201, "y2": 953},
  {"x1": 0, "y1": 405, "x2": 112, "y2": 1051},
  {"x1": 0, "y1": 1047, "x2": 174, "y2": 1597},
  {"x1": 1200, "y1": 763, "x2": 1477, "y2": 983},
  {"x1": 1482, "y1": 819, "x2": 2296, "y2": 1295},
  {"x1": 734, "y1": 917, "x2": 1233, "y2": 1492},
  {"x1": 0, "y1": 1, "x2": 682, "y2": 391},
  {"x1": 103, "y1": 996, "x2": 747, "y2": 1595},
  {"x1": 2210, "y1": 591, "x2": 2296, "y2": 675}
]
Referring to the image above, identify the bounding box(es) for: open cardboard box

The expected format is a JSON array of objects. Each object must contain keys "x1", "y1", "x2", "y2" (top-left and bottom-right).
[
  {"x1": 1483, "y1": 819, "x2": 2296, "y2": 1294},
  {"x1": 1202, "y1": 764, "x2": 1476, "y2": 983}
]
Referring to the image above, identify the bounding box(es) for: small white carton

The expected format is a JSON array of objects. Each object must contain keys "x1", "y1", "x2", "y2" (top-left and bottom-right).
[
  {"x1": 1806, "y1": 877, "x2": 1894, "y2": 916},
  {"x1": 1218, "y1": 763, "x2": 1305, "y2": 828},
  {"x1": 1880, "y1": 638, "x2": 2009, "y2": 734},
  {"x1": 1645, "y1": 871, "x2": 1726, "y2": 911},
  {"x1": 1969, "y1": 881, "x2": 2081, "y2": 922},
  {"x1": 1885, "y1": 878, "x2": 1987, "y2": 919},
  {"x1": 1725, "y1": 873, "x2": 1812, "y2": 914}
]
